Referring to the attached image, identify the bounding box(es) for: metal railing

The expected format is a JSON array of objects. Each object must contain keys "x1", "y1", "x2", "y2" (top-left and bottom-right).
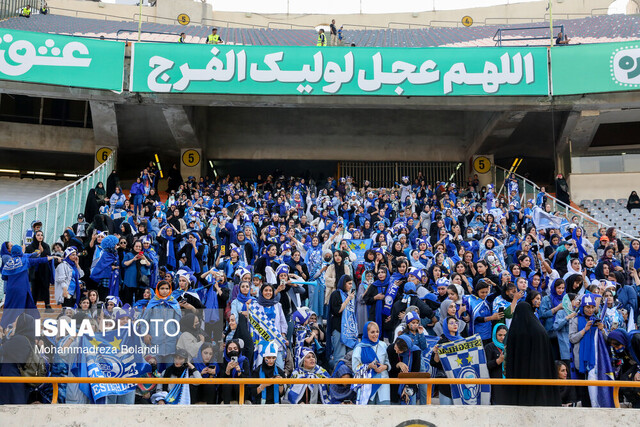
[
  {"x1": 339, "y1": 161, "x2": 464, "y2": 190},
  {"x1": 494, "y1": 25, "x2": 564, "y2": 47},
  {"x1": 0, "y1": 376, "x2": 636, "y2": 408},
  {"x1": 0, "y1": 154, "x2": 114, "y2": 246},
  {"x1": 0, "y1": 0, "x2": 31, "y2": 21},
  {"x1": 494, "y1": 165, "x2": 638, "y2": 241}
]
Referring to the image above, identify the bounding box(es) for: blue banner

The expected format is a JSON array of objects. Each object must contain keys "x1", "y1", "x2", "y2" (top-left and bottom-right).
[
  {"x1": 437, "y1": 334, "x2": 491, "y2": 405},
  {"x1": 345, "y1": 238, "x2": 373, "y2": 265},
  {"x1": 595, "y1": 329, "x2": 615, "y2": 408},
  {"x1": 72, "y1": 330, "x2": 150, "y2": 402},
  {"x1": 421, "y1": 334, "x2": 441, "y2": 377}
]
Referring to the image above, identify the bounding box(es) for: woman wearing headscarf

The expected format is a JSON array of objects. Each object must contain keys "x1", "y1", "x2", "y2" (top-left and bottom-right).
[
  {"x1": 153, "y1": 349, "x2": 201, "y2": 405},
  {"x1": 503, "y1": 301, "x2": 561, "y2": 406},
  {"x1": 484, "y1": 323, "x2": 507, "y2": 404},
  {"x1": 554, "y1": 293, "x2": 580, "y2": 364},
  {"x1": 141, "y1": 280, "x2": 182, "y2": 369},
  {"x1": 539, "y1": 278, "x2": 566, "y2": 360},
  {"x1": 555, "y1": 173, "x2": 570, "y2": 205},
  {"x1": 569, "y1": 294, "x2": 608, "y2": 407},
  {"x1": 430, "y1": 315, "x2": 463, "y2": 405},
  {"x1": 324, "y1": 250, "x2": 352, "y2": 303},
  {"x1": 176, "y1": 313, "x2": 205, "y2": 361},
  {"x1": 627, "y1": 191, "x2": 640, "y2": 213},
  {"x1": 363, "y1": 268, "x2": 390, "y2": 340},
  {"x1": 433, "y1": 298, "x2": 466, "y2": 338},
  {"x1": 251, "y1": 341, "x2": 284, "y2": 404},
  {"x1": 253, "y1": 283, "x2": 287, "y2": 370},
  {"x1": 221, "y1": 338, "x2": 250, "y2": 404},
  {"x1": 608, "y1": 329, "x2": 640, "y2": 380},
  {"x1": 106, "y1": 170, "x2": 119, "y2": 198},
  {"x1": 54, "y1": 247, "x2": 84, "y2": 308},
  {"x1": 1, "y1": 246, "x2": 58, "y2": 328},
  {"x1": 466, "y1": 280, "x2": 501, "y2": 344},
  {"x1": 352, "y1": 321, "x2": 390, "y2": 405},
  {"x1": 192, "y1": 343, "x2": 219, "y2": 404},
  {"x1": 556, "y1": 361, "x2": 578, "y2": 407},
  {"x1": 25, "y1": 229, "x2": 54, "y2": 311},
  {"x1": 387, "y1": 335, "x2": 422, "y2": 405},
  {"x1": 84, "y1": 188, "x2": 99, "y2": 223},
  {"x1": 287, "y1": 348, "x2": 330, "y2": 404},
  {"x1": 0, "y1": 313, "x2": 38, "y2": 404},
  {"x1": 329, "y1": 357, "x2": 356, "y2": 404},
  {"x1": 94, "y1": 182, "x2": 107, "y2": 207},
  {"x1": 327, "y1": 275, "x2": 358, "y2": 369}
]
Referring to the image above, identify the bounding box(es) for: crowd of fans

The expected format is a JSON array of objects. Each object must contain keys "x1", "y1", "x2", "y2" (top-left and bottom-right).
[{"x1": 1, "y1": 166, "x2": 639, "y2": 407}]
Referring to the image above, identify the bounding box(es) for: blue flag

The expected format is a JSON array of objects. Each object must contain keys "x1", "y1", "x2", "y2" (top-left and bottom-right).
[
  {"x1": 72, "y1": 329, "x2": 150, "y2": 402},
  {"x1": 421, "y1": 335, "x2": 441, "y2": 377},
  {"x1": 595, "y1": 329, "x2": 615, "y2": 408},
  {"x1": 345, "y1": 239, "x2": 373, "y2": 265},
  {"x1": 437, "y1": 334, "x2": 491, "y2": 405}
]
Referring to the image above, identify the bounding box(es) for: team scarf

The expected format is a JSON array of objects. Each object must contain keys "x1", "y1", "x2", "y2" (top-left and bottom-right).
[
  {"x1": 146, "y1": 293, "x2": 181, "y2": 316},
  {"x1": 288, "y1": 365, "x2": 330, "y2": 404},
  {"x1": 383, "y1": 272, "x2": 405, "y2": 317},
  {"x1": 162, "y1": 229, "x2": 177, "y2": 270},
  {"x1": 203, "y1": 275, "x2": 223, "y2": 323},
  {"x1": 247, "y1": 300, "x2": 287, "y2": 356},
  {"x1": 164, "y1": 369, "x2": 191, "y2": 405},
  {"x1": 356, "y1": 321, "x2": 383, "y2": 401},
  {"x1": 339, "y1": 288, "x2": 358, "y2": 349},
  {"x1": 191, "y1": 241, "x2": 202, "y2": 274},
  {"x1": 465, "y1": 294, "x2": 490, "y2": 336}
]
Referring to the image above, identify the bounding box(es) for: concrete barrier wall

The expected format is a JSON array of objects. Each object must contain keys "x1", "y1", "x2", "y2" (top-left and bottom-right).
[
  {"x1": 0, "y1": 404, "x2": 637, "y2": 427},
  {"x1": 569, "y1": 172, "x2": 640, "y2": 203}
]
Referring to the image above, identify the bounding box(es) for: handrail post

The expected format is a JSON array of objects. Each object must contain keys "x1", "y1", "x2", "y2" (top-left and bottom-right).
[
  {"x1": 239, "y1": 383, "x2": 245, "y2": 404},
  {"x1": 613, "y1": 386, "x2": 620, "y2": 408},
  {"x1": 52, "y1": 383, "x2": 59, "y2": 404},
  {"x1": 426, "y1": 383, "x2": 432, "y2": 405}
]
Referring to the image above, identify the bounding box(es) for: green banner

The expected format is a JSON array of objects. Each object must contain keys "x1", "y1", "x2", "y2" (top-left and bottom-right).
[
  {"x1": 130, "y1": 43, "x2": 549, "y2": 96},
  {"x1": 551, "y1": 41, "x2": 640, "y2": 95},
  {"x1": 0, "y1": 29, "x2": 125, "y2": 91}
]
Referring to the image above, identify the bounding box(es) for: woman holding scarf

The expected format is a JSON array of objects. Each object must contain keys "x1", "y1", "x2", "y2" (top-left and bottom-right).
[
  {"x1": 156, "y1": 225, "x2": 180, "y2": 271},
  {"x1": 569, "y1": 294, "x2": 608, "y2": 407},
  {"x1": 230, "y1": 281, "x2": 255, "y2": 322},
  {"x1": 352, "y1": 321, "x2": 390, "y2": 405},
  {"x1": 253, "y1": 283, "x2": 287, "y2": 370},
  {"x1": 25, "y1": 229, "x2": 54, "y2": 311},
  {"x1": 201, "y1": 268, "x2": 230, "y2": 339},
  {"x1": 287, "y1": 348, "x2": 330, "y2": 404},
  {"x1": 327, "y1": 275, "x2": 358, "y2": 369},
  {"x1": 430, "y1": 316, "x2": 463, "y2": 405},
  {"x1": 177, "y1": 231, "x2": 203, "y2": 274}
]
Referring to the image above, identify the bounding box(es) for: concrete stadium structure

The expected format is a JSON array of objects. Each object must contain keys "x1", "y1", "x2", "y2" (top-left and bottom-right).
[{"x1": 0, "y1": 0, "x2": 638, "y2": 187}]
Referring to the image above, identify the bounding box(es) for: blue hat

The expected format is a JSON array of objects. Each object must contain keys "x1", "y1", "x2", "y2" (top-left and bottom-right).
[
  {"x1": 404, "y1": 311, "x2": 420, "y2": 324},
  {"x1": 404, "y1": 282, "x2": 417, "y2": 294},
  {"x1": 275, "y1": 264, "x2": 290, "y2": 276},
  {"x1": 436, "y1": 277, "x2": 450, "y2": 288}
]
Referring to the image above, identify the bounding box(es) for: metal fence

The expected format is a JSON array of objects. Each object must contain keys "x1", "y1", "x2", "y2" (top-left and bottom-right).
[
  {"x1": 339, "y1": 161, "x2": 464, "y2": 189},
  {"x1": 0, "y1": 155, "x2": 114, "y2": 246},
  {"x1": 0, "y1": 0, "x2": 34, "y2": 21}
]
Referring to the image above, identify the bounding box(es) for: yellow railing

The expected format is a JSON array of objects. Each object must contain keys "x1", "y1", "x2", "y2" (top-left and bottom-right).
[{"x1": 0, "y1": 377, "x2": 638, "y2": 407}]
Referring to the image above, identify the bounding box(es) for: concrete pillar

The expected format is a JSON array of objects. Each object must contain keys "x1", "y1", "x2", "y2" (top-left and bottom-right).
[
  {"x1": 89, "y1": 101, "x2": 119, "y2": 168},
  {"x1": 162, "y1": 106, "x2": 203, "y2": 180}
]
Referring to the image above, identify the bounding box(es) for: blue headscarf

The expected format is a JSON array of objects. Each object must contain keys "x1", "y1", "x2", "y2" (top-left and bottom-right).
[
  {"x1": 235, "y1": 283, "x2": 255, "y2": 312},
  {"x1": 90, "y1": 235, "x2": 119, "y2": 281},
  {"x1": 192, "y1": 343, "x2": 218, "y2": 376},
  {"x1": 442, "y1": 315, "x2": 463, "y2": 342},
  {"x1": 492, "y1": 323, "x2": 506, "y2": 351},
  {"x1": 397, "y1": 334, "x2": 419, "y2": 367},
  {"x1": 608, "y1": 329, "x2": 640, "y2": 365},
  {"x1": 549, "y1": 278, "x2": 566, "y2": 308},
  {"x1": 572, "y1": 228, "x2": 588, "y2": 262},
  {"x1": 359, "y1": 321, "x2": 380, "y2": 365},
  {"x1": 189, "y1": 232, "x2": 202, "y2": 274},
  {"x1": 223, "y1": 341, "x2": 247, "y2": 378},
  {"x1": 629, "y1": 239, "x2": 640, "y2": 270}
]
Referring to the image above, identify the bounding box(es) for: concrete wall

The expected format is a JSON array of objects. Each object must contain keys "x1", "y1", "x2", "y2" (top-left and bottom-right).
[
  {"x1": 203, "y1": 106, "x2": 471, "y2": 161},
  {"x1": 0, "y1": 403, "x2": 637, "y2": 427},
  {"x1": 46, "y1": 0, "x2": 615, "y2": 29},
  {"x1": 569, "y1": 171, "x2": 640, "y2": 202},
  {"x1": 0, "y1": 122, "x2": 95, "y2": 154}
]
